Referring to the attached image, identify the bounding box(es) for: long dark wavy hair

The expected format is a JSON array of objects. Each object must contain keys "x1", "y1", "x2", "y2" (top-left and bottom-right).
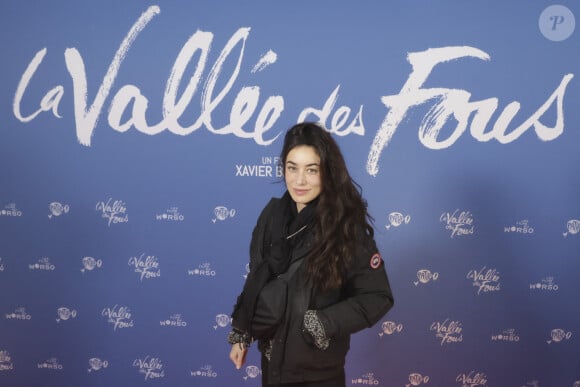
[{"x1": 281, "y1": 122, "x2": 374, "y2": 291}]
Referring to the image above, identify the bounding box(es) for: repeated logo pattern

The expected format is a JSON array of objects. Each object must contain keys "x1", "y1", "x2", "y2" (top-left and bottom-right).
[{"x1": 0, "y1": 198, "x2": 577, "y2": 385}]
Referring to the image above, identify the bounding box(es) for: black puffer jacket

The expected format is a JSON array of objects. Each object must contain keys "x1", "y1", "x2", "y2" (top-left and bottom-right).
[{"x1": 232, "y1": 197, "x2": 394, "y2": 384}]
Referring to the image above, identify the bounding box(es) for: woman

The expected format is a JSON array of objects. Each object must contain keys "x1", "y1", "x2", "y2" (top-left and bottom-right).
[{"x1": 229, "y1": 122, "x2": 394, "y2": 386}]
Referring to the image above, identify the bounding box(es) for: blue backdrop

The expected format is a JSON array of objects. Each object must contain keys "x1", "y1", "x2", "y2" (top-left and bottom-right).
[{"x1": 1, "y1": 1, "x2": 579, "y2": 386}]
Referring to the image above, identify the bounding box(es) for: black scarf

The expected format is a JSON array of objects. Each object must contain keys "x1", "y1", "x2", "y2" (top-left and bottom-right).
[
  {"x1": 233, "y1": 192, "x2": 317, "y2": 336},
  {"x1": 267, "y1": 191, "x2": 317, "y2": 275}
]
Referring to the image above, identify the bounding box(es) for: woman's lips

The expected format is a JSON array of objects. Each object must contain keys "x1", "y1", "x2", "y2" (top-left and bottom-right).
[{"x1": 292, "y1": 188, "x2": 309, "y2": 196}]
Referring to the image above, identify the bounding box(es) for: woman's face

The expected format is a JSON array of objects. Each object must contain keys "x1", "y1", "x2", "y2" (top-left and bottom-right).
[{"x1": 284, "y1": 145, "x2": 322, "y2": 212}]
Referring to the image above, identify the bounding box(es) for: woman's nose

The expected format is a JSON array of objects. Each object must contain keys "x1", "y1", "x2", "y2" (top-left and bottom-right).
[{"x1": 296, "y1": 170, "x2": 306, "y2": 184}]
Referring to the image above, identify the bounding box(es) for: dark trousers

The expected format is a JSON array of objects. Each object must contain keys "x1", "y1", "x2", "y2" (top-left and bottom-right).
[
  {"x1": 261, "y1": 357, "x2": 346, "y2": 387},
  {"x1": 263, "y1": 373, "x2": 345, "y2": 387}
]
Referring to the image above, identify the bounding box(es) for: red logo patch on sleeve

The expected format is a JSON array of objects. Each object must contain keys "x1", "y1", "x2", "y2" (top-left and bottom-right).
[{"x1": 370, "y1": 253, "x2": 382, "y2": 269}]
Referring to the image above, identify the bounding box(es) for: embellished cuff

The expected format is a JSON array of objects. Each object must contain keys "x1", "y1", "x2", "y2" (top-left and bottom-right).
[
  {"x1": 303, "y1": 310, "x2": 330, "y2": 350},
  {"x1": 227, "y1": 329, "x2": 252, "y2": 348}
]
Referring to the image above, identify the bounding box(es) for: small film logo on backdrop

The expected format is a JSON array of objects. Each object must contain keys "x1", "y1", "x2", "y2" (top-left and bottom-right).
[
  {"x1": 214, "y1": 314, "x2": 231, "y2": 330},
  {"x1": 243, "y1": 365, "x2": 261, "y2": 380},
  {"x1": 133, "y1": 356, "x2": 165, "y2": 381},
  {"x1": 191, "y1": 364, "x2": 218, "y2": 378},
  {"x1": 128, "y1": 253, "x2": 161, "y2": 281},
  {"x1": 491, "y1": 329, "x2": 520, "y2": 342},
  {"x1": 0, "y1": 203, "x2": 22, "y2": 217},
  {"x1": 48, "y1": 202, "x2": 70, "y2": 219},
  {"x1": 504, "y1": 220, "x2": 534, "y2": 234},
  {"x1": 29, "y1": 257, "x2": 55, "y2": 271},
  {"x1": 547, "y1": 328, "x2": 572, "y2": 344},
  {"x1": 385, "y1": 211, "x2": 411, "y2": 230},
  {"x1": 467, "y1": 266, "x2": 501, "y2": 295},
  {"x1": 414, "y1": 269, "x2": 439, "y2": 286},
  {"x1": 155, "y1": 206, "x2": 184, "y2": 221},
  {"x1": 212, "y1": 206, "x2": 236, "y2": 223},
  {"x1": 37, "y1": 358, "x2": 63, "y2": 370},
  {"x1": 0, "y1": 351, "x2": 14, "y2": 371},
  {"x1": 563, "y1": 219, "x2": 580, "y2": 237},
  {"x1": 406, "y1": 373, "x2": 430, "y2": 387},
  {"x1": 81, "y1": 256, "x2": 103, "y2": 273},
  {"x1": 102, "y1": 305, "x2": 134, "y2": 331},
  {"x1": 440, "y1": 210, "x2": 474, "y2": 238},
  {"x1": 188, "y1": 262, "x2": 217, "y2": 277},
  {"x1": 430, "y1": 319, "x2": 463, "y2": 345},
  {"x1": 56, "y1": 307, "x2": 77, "y2": 323},
  {"x1": 530, "y1": 277, "x2": 559, "y2": 292},
  {"x1": 456, "y1": 371, "x2": 488, "y2": 387},
  {"x1": 378, "y1": 321, "x2": 403, "y2": 337},
  {"x1": 88, "y1": 357, "x2": 108, "y2": 373},
  {"x1": 95, "y1": 198, "x2": 128, "y2": 226},
  {"x1": 5, "y1": 307, "x2": 31, "y2": 321},
  {"x1": 160, "y1": 314, "x2": 187, "y2": 327},
  {"x1": 352, "y1": 372, "x2": 380, "y2": 385}
]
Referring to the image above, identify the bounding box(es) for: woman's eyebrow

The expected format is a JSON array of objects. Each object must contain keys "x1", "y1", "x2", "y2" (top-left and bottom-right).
[{"x1": 285, "y1": 160, "x2": 319, "y2": 167}]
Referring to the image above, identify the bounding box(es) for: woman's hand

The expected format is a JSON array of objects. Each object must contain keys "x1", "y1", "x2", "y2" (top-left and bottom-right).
[{"x1": 229, "y1": 343, "x2": 248, "y2": 369}]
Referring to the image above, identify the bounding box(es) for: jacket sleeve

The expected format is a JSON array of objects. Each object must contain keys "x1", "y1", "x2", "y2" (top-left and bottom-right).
[
  {"x1": 231, "y1": 198, "x2": 277, "y2": 322},
  {"x1": 316, "y1": 238, "x2": 394, "y2": 338}
]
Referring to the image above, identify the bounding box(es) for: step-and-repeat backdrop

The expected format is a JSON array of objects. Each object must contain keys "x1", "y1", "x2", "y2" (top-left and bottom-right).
[{"x1": 1, "y1": 1, "x2": 579, "y2": 386}]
